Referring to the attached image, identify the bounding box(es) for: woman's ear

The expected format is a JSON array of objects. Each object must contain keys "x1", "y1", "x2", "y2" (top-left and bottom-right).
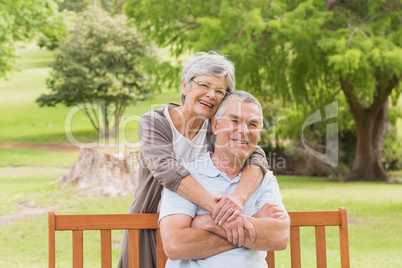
[{"x1": 181, "y1": 80, "x2": 187, "y2": 96}]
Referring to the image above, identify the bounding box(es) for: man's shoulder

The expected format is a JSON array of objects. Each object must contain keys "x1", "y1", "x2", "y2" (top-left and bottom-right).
[{"x1": 186, "y1": 153, "x2": 215, "y2": 176}]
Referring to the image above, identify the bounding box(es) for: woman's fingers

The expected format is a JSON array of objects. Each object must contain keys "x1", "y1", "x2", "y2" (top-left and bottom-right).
[{"x1": 227, "y1": 209, "x2": 241, "y2": 222}]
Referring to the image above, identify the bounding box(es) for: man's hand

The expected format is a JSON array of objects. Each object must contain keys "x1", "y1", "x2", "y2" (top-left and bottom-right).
[
  {"x1": 191, "y1": 213, "x2": 256, "y2": 247},
  {"x1": 254, "y1": 203, "x2": 288, "y2": 220},
  {"x1": 212, "y1": 194, "x2": 245, "y2": 225},
  {"x1": 221, "y1": 214, "x2": 255, "y2": 247}
]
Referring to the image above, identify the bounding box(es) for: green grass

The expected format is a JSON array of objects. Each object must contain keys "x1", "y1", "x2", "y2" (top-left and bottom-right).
[
  {"x1": 0, "y1": 173, "x2": 401, "y2": 267},
  {"x1": 0, "y1": 147, "x2": 77, "y2": 168}
]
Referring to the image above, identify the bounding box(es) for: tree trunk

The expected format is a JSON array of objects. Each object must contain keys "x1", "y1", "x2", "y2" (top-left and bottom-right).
[
  {"x1": 343, "y1": 100, "x2": 389, "y2": 182},
  {"x1": 100, "y1": 103, "x2": 110, "y2": 139},
  {"x1": 59, "y1": 148, "x2": 138, "y2": 196}
]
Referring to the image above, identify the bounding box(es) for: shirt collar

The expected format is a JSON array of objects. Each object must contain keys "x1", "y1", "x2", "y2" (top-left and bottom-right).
[{"x1": 195, "y1": 152, "x2": 242, "y2": 182}]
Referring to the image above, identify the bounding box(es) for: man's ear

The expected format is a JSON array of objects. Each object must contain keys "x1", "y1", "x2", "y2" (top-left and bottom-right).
[{"x1": 211, "y1": 116, "x2": 219, "y2": 135}]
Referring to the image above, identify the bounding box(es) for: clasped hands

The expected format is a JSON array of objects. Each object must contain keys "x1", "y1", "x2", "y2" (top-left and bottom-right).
[{"x1": 193, "y1": 194, "x2": 287, "y2": 247}]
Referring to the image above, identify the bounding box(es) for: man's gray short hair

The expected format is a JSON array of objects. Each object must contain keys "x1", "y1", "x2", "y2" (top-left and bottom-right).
[
  {"x1": 215, "y1": 91, "x2": 263, "y2": 125},
  {"x1": 181, "y1": 51, "x2": 235, "y2": 104}
]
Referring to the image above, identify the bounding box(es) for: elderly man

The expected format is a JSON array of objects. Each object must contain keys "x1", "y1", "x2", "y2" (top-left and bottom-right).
[{"x1": 159, "y1": 91, "x2": 290, "y2": 267}]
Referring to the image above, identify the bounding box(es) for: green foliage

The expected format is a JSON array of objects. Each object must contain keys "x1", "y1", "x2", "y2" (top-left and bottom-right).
[
  {"x1": 125, "y1": 0, "x2": 402, "y2": 179},
  {"x1": 99, "y1": 0, "x2": 119, "y2": 12},
  {"x1": 124, "y1": 0, "x2": 401, "y2": 106},
  {"x1": 37, "y1": 11, "x2": 71, "y2": 50},
  {"x1": 0, "y1": 0, "x2": 60, "y2": 77},
  {"x1": 58, "y1": 0, "x2": 88, "y2": 12},
  {"x1": 36, "y1": 7, "x2": 162, "y2": 138}
]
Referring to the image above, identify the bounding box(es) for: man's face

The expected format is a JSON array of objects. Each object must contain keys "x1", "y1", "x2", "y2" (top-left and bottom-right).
[{"x1": 212, "y1": 99, "x2": 262, "y2": 161}]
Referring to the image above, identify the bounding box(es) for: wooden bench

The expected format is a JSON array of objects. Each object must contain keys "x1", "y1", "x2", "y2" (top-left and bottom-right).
[{"x1": 48, "y1": 208, "x2": 349, "y2": 268}]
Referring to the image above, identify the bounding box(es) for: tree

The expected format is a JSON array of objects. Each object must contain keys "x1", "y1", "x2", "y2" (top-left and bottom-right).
[
  {"x1": 37, "y1": 7, "x2": 160, "y2": 138},
  {"x1": 58, "y1": 0, "x2": 88, "y2": 12},
  {"x1": 125, "y1": 0, "x2": 401, "y2": 182},
  {"x1": 0, "y1": 0, "x2": 59, "y2": 78}
]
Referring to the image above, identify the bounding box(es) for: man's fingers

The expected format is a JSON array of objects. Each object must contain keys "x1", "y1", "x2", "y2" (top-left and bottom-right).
[
  {"x1": 244, "y1": 220, "x2": 256, "y2": 243},
  {"x1": 226, "y1": 228, "x2": 233, "y2": 244},
  {"x1": 227, "y1": 209, "x2": 241, "y2": 222},
  {"x1": 238, "y1": 226, "x2": 245, "y2": 247},
  {"x1": 232, "y1": 229, "x2": 239, "y2": 246}
]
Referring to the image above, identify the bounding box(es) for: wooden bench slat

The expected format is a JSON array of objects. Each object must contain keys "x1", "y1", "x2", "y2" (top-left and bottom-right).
[
  {"x1": 101, "y1": 230, "x2": 112, "y2": 268},
  {"x1": 128, "y1": 229, "x2": 140, "y2": 268},
  {"x1": 156, "y1": 229, "x2": 168, "y2": 268},
  {"x1": 315, "y1": 226, "x2": 327, "y2": 268},
  {"x1": 72, "y1": 230, "x2": 83, "y2": 268},
  {"x1": 48, "y1": 208, "x2": 349, "y2": 268},
  {"x1": 339, "y1": 208, "x2": 350, "y2": 268},
  {"x1": 290, "y1": 226, "x2": 301, "y2": 268},
  {"x1": 266, "y1": 251, "x2": 275, "y2": 268},
  {"x1": 55, "y1": 214, "x2": 159, "y2": 230},
  {"x1": 288, "y1": 211, "x2": 341, "y2": 226},
  {"x1": 48, "y1": 211, "x2": 55, "y2": 268}
]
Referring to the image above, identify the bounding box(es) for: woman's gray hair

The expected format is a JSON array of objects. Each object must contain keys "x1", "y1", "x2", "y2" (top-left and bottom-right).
[
  {"x1": 181, "y1": 51, "x2": 235, "y2": 104},
  {"x1": 214, "y1": 91, "x2": 263, "y2": 125}
]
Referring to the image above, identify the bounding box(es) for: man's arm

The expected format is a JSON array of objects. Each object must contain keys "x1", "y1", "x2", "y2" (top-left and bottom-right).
[
  {"x1": 160, "y1": 214, "x2": 236, "y2": 260},
  {"x1": 193, "y1": 204, "x2": 290, "y2": 251}
]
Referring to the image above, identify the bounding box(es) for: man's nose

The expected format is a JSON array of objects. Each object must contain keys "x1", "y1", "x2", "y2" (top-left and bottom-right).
[{"x1": 238, "y1": 123, "x2": 249, "y2": 134}]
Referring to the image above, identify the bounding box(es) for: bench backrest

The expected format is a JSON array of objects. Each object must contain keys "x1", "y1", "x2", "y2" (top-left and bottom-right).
[
  {"x1": 266, "y1": 207, "x2": 350, "y2": 268},
  {"x1": 48, "y1": 208, "x2": 349, "y2": 268}
]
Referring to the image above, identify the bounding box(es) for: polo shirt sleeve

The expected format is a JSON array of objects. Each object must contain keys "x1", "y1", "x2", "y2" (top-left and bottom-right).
[
  {"x1": 255, "y1": 171, "x2": 287, "y2": 213},
  {"x1": 158, "y1": 187, "x2": 198, "y2": 225}
]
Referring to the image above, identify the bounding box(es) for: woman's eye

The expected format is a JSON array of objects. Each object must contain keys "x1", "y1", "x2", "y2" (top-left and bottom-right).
[{"x1": 216, "y1": 90, "x2": 225, "y2": 96}]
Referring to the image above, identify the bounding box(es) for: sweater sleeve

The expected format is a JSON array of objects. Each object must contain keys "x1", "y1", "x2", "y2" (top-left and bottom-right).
[
  {"x1": 138, "y1": 110, "x2": 190, "y2": 192},
  {"x1": 243, "y1": 145, "x2": 270, "y2": 175}
]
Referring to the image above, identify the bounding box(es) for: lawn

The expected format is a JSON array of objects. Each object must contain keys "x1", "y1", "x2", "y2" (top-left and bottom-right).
[{"x1": 0, "y1": 166, "x2": 401, "y2": 267}]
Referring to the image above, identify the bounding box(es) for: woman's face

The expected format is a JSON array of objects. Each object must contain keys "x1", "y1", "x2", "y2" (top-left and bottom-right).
[{"x1": 182, "y1": 75, "x2": 227, "y2": 119}]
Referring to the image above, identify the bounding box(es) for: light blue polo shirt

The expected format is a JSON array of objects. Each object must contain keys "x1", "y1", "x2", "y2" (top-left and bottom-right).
[{"x1": 159, "y1": 152, "x2": 286, "y2": 268}]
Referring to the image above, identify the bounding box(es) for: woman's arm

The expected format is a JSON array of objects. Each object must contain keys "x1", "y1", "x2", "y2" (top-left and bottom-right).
[{"x1": 213, "y1": 145, "x2": 269, "y2": 223}]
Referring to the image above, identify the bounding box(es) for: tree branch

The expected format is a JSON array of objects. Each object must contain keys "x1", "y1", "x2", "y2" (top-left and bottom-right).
[
  {"x1": 229, "y1": 30, "x2": 244, "y2": 44},
  {"x1": 177, "y1": 0, "x2": 197, "y2": 21},
  {"x1": 82, "y1": 104, "x2": 99, "y2": 133},
  {"x1": 326, "y1": 0, "x2": 342, "y2": 11},
  {"x1": 340, "y1": 76, "x2": 363, "y2": 116},
  {"x1": 372, "y1": 74, "x2": 401, "y2": 115},
  {"x1": 347, "y1": 27, "x2": 368, "y2": 47}
]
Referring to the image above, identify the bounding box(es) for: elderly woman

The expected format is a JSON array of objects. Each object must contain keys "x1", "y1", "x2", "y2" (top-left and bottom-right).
[{"x1": 118, "y1": 52, "x2": 269, "y2": 268}]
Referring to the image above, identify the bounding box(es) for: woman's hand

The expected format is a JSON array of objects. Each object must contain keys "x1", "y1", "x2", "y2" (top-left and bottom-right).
[
  {"x1": 212, "y1": 194, "x2": 245, "y2": 225},
  {"x1": 221, "y1": 214, "x2": 255, "y2": 247}
]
